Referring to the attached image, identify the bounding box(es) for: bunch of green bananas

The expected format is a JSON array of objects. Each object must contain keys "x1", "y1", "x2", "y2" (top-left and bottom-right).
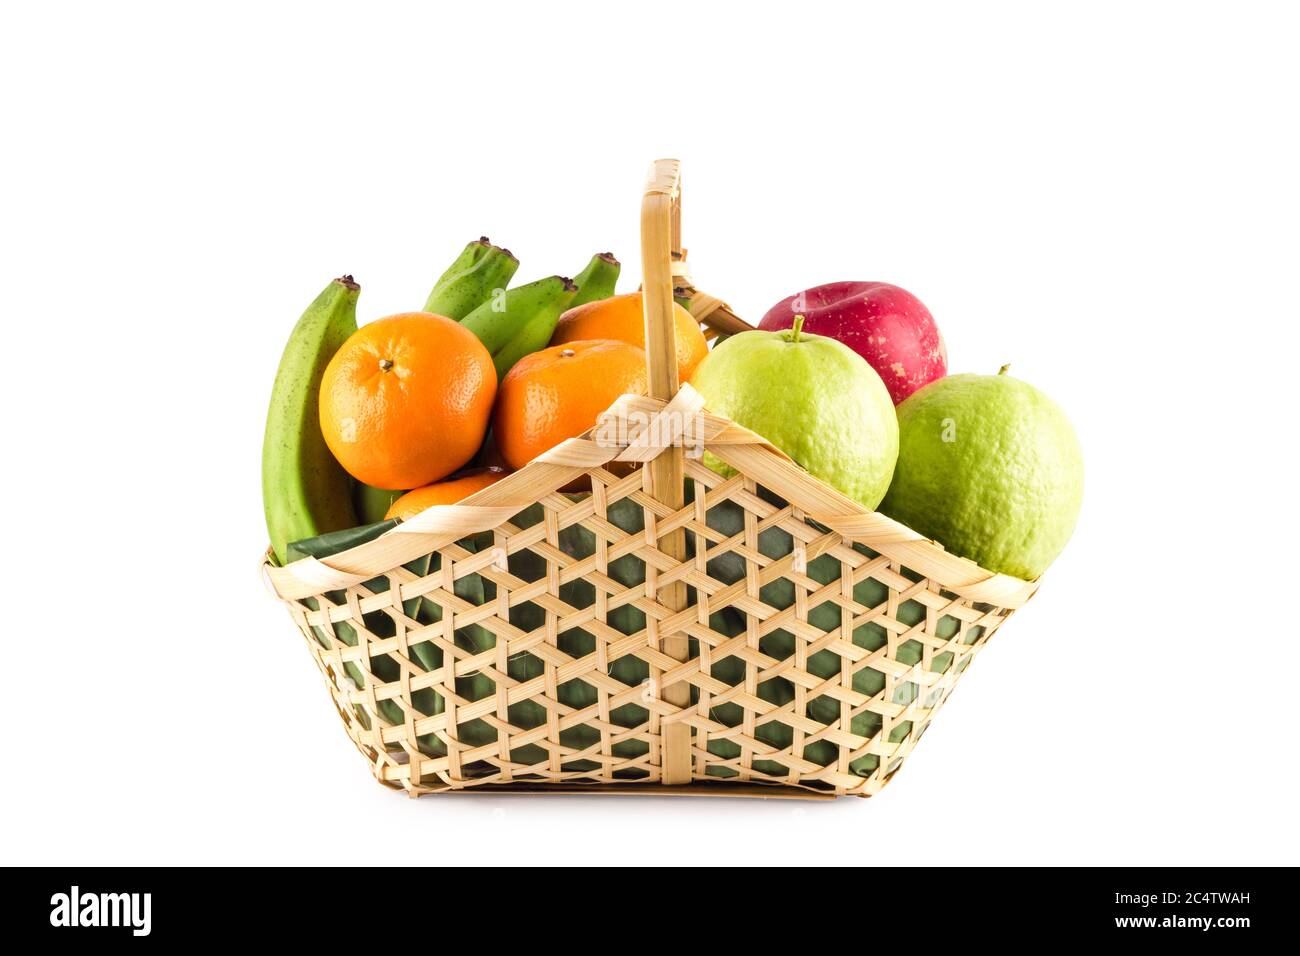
[
  {"x1": 262, "y1": 240, "x2": 622, "y2": 563},
  {"x1": 461, "y1": 252, "x2": 619, "y2": 380}
]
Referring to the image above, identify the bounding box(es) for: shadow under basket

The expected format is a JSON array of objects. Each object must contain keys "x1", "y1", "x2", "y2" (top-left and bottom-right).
[{"x1": 261, "y1": 160, "x2": 1038, "y2": 799}]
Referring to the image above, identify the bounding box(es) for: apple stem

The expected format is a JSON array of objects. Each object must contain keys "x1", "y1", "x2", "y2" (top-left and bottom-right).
[
  {"x1": 999, "y1": 363, "x2": 1011, "y2": 375},
  {"x1": 792, "y1": 314, "x2": 805, "y2": 343}
]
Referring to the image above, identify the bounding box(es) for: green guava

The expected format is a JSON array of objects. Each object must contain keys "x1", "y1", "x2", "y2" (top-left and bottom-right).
[
  {"x1": 688, "y1": 320, "x2": 899, "y2": 509},
  {"x1": 879, "y1": 369, "x2": 1083, "y2": 580}
]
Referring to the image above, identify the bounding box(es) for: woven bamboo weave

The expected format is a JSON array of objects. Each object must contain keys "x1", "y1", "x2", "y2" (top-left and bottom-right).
[{"x1": 262, "y1": 160, "x2": 1039, "y2": 798}]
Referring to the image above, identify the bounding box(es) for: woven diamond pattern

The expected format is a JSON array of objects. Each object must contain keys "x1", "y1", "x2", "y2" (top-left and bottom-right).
[{"x1": 284, "y1": 455, "x2": 1017, "y2": 798}]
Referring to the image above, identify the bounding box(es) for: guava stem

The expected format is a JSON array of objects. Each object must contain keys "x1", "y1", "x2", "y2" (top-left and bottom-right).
[
  {"x1": 999, "y1": 363, "x2": 1011, "y2": 375},
  {"x1": 791, "y1": 314, "x2": 805, "y2": 343}
]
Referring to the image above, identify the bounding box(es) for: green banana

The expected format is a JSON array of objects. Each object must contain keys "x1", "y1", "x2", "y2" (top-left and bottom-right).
[
  {"x1": 461, "y1": 275, "x2": 578, "y2": 380},
  {"x1": 263, "y1": 276, "x2": 360, "y2": 564},
  {"x1": 489, "y1": 280, "x2": 579, "y2": 379},
  {"x1": 423, "y1": 237, "x2": 519, "y2": 319},
  {"x1": 569, "y1": 252, "x2": 620, "y2": 307}
]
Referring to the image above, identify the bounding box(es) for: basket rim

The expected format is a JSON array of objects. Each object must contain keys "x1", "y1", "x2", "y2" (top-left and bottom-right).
[{"x1": 263, "y1": 387, "x2": 1039, "y2": 609}]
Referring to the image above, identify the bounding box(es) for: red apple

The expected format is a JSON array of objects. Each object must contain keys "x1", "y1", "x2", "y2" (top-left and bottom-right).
[{"x1": 758, "y1": 282, "x2": 946, "y2": 404}]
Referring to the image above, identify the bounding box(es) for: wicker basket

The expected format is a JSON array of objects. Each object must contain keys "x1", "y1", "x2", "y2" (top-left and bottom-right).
[{"x1": 262, "y1": 159, "x2": 1039, "y2": 799}]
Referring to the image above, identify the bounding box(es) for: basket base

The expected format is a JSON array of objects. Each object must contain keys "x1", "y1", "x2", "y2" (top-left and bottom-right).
[{"x1": 403, "y1": 781, "x2": 842, "y2": 801}]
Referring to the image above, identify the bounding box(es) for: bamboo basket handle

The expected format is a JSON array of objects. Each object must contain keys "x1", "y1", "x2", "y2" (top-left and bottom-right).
[
  {"x1": 641, "y1": 159, "x2": 691, "y2": 785},
  {"x1": 642, "y1": 160, "x2": 682, "y2": 406}
]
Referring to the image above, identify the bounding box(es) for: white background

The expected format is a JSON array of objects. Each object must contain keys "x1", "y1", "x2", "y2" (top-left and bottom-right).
[{"x1": 2, "y1": 1, "x2": 1297, "y2": 866}]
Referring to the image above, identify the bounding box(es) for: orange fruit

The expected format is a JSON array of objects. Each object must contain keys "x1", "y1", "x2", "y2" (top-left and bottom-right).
[
  {"x1": 320, "y1": 312, "x2": 496, "y2": 490},
  {"x1": 551, "y1": 292, "x2": 707, "y2": 383},
  {"x1": 384, "y1": 468, "x2": 509, "y2": 520},
  {"x1": 493, "y1": 340, "x2": 647, "y2": 470}
]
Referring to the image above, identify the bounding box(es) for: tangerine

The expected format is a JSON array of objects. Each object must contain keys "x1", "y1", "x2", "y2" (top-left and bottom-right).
[
  {"x1": 384, "y1": 468, "x2": 509, "y2": 520},
  {"x1": 320, "y1": 312, "x2": 496, "y2": 490},
  {"x1": 551, "y1": 292, "x2": 707, "y2": 383},
  {"x1": 493, "y1": 340, "x2": 647, "y2": 470}
]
